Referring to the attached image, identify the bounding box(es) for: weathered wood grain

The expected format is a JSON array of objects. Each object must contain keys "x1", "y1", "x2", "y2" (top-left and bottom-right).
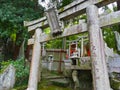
[
  {"x1": 100, "y1": 11, "x2": 120, "y2": 27},
  {"x1": 27, "y1": 22, "x2": 87, "y2": 45},
  {"x1": 87, "y1": 5, "x2": 111, "y2": 90},
  {"x1": 27, "y1": 28, "x2": 42, "y2": 90},
  {"x1": 28, "y1": 38, "x2": 34, "y2": 45},
  {"x1": 24, "y1": 0, "x2": 86, "y2": 27},
  {"x1": 24, "y1": 0, "x2": 117, "y2": 32},
  {"x1": 27, "y1": 10, "x2": 120, "y2": 45}
]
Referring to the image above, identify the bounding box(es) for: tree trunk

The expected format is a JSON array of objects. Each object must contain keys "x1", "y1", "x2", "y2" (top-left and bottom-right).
[{"x1": 86, "y1": 5, "x2": 111, "y2": 90}]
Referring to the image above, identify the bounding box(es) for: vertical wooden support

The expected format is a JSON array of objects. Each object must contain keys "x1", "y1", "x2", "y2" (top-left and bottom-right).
[
  {"x1": 86, "y1": 5, "x2": 111, "y2": 90},
  {"x1": 58, "y1": 49, "x2": 62, "y2": 73},
  {"x1": 27, "y1": 28, "x2": 42, "y2": 90},
  {"x1": 81, "y1": 38, "x2": 84, "y2": 57}
]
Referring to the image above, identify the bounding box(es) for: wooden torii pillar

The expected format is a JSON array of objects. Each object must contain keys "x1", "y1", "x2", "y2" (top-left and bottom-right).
[
  {"x1": 27, "y1": 28, "x2": 42, "y2": 90},
  {"x1": 86, "y1": 5, "x2": 111, "y2": 90}
]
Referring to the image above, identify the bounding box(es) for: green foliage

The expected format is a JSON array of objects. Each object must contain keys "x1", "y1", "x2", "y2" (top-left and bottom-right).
[
  {"x1": 0, "y1": 0, "x2": 43, "y2": 41},
  {"x1": 0, "y1": 60, "x2": 10, "y2": 74},
  {"x1": 101, "y1": 4, "x2": 120, "y2": 53},
  {"x1": 103, "y1": 24, "x2": 120, "y2": 53},
  {"x1": 103, "y1": 27, "x2": 116, "y2": 50},
  {"x1": 111, "y1": 79, "x2": 120, "y2": 90},
  {"x1": 11, "y1": 58, "x2": 30, "y2": 86},
  {"x1": 46, "y1": 39, "x2": 63, "y2": 49},
  {"x1": 0, "y1": 0, "x2": 44, "y2": 60},
  {"x1": 44, "y1": 27, "x2": 51, "y2": 34},
  {"x1": 60, "y1": 0, "x2": 73, "y2": 8},
  {"x1": 12, "y1": 85, "x2": 27, "y2": 90},
  {"x1": 0, "y1": 58, "x2": 30, "y2": 87}
]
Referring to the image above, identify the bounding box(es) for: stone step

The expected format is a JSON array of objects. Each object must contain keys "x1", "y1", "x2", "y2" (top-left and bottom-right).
[
  {"x1": 45, "y1": 76, "x2": 65, "y2": 79},
  {"x1": 50, "y1": 79, "x2": 69, "y2": 87}
]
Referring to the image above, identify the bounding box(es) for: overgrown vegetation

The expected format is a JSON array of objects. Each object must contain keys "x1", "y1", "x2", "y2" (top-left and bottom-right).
[
  {"x1": 0, "y1": 0, "x2": 44, "y2": 60},
  {"x1": 0, "y1": 0, "x2": 120, "y2": 90},
  {"x1": 0, "y1": 57, "x2": 29, "y2": 87},
  {"x1": 102, "y1": 4, "x2": 120, "y2": 54}
]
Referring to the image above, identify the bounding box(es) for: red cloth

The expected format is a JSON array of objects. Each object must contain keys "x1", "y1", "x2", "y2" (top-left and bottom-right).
[{"x1": 87, "y1": 50, "x2": 90, "y2": 56}]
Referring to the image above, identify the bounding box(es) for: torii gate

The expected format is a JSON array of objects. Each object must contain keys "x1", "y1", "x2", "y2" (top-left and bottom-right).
[{"x1": 24, "y1": 0, "x2": 120, "y2": 90}]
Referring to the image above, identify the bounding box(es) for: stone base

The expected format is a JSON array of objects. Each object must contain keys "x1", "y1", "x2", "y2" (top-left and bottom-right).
[{"x1": 26, "y1": 87, "x2": 36, "y2": 90}]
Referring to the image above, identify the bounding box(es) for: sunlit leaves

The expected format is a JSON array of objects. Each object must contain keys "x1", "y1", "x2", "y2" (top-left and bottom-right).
[{"x1": 0, "y1": 0, "x2": 44, "y2": 43}]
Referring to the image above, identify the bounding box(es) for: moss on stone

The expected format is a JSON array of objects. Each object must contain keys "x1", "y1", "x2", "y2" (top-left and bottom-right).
[
  {"x1": 0, "y1": 63, "x2": 10, "y2": 74},
  {"x1": 111, "y1": 78, "x2": 120, "y2": 90},
  {"x1": 12, "y1": 85, "x2": 27, "y2": 90},
  {"x1": 42, "y1": 21, "x2": 45, "y2": 26},
  {"x1": 59, "y1": 7, "x2": 64, "y2": 12}
]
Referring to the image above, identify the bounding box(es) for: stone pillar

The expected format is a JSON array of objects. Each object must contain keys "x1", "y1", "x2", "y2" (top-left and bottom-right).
[
  {"x1": 27, "y1": 28, "x2": 42, "y2": 90},
  {"x1": 86, "y1": 5, "x2": 111, "y2": 90}
]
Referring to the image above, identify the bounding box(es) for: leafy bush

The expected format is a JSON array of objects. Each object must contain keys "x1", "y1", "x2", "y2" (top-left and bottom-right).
[
  {"x1": 12, "y1": 58, "x2": 30, "y2": 86},
  {"x1": 0, "y1": 57, "x2": 30, "y2": 87},
  {"x1": 0, "y1": 60, "x2": 10, "y2": 74}
]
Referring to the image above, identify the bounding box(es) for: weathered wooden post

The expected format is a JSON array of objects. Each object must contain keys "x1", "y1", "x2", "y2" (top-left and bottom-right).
[
  {"x1": 45, "y1": 5, "x2": 62, "y2": 36},
  {"x1": 86, "y1": 5, "x2": 111, "y2": 90},
  {"x1": 27, "y1": 28, "x2": 42, "y2": 90},
  {"x1": 38, "y1": 0, "x2": 62, "y2": 37}
]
